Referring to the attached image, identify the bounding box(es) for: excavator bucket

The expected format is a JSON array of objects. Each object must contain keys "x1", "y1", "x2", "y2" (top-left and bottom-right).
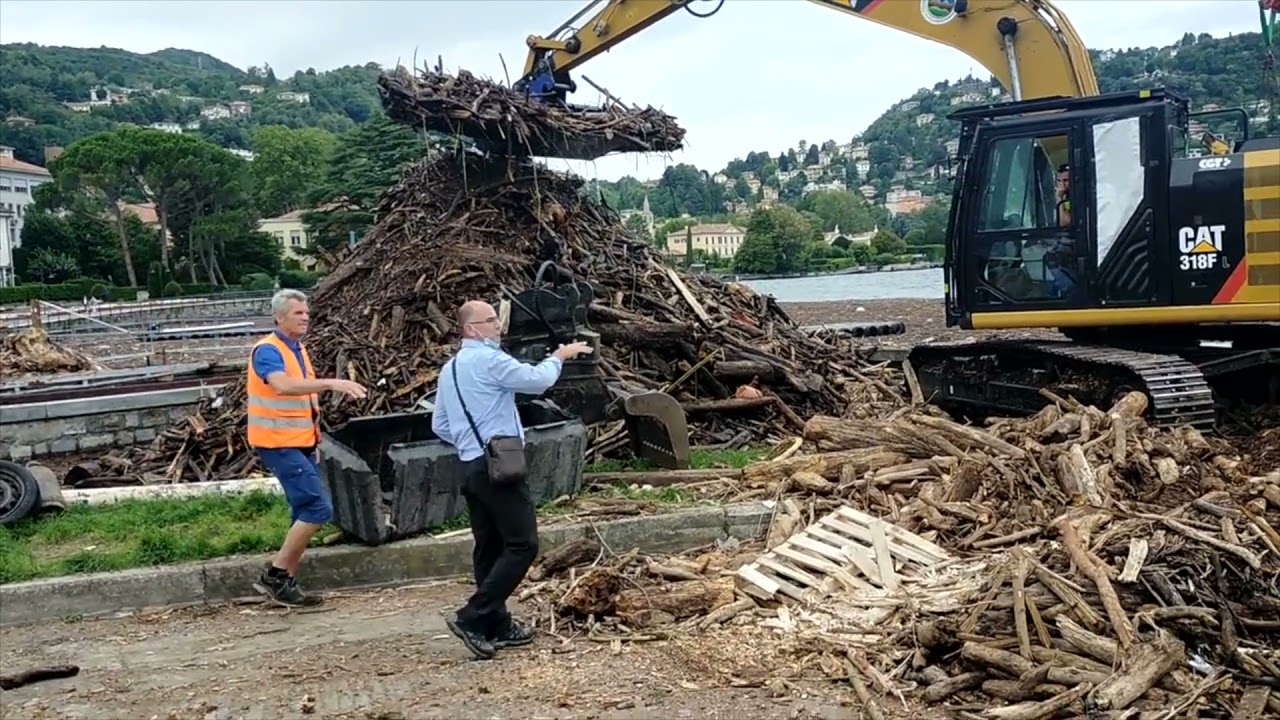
[{"x1": 502, "y1": 262, "x2": 691, "y2": 469}]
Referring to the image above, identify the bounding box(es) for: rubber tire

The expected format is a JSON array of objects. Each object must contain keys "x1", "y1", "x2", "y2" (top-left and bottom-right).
[{"x1": 0, "y1": 460, "x2": 41, "y2": 526}]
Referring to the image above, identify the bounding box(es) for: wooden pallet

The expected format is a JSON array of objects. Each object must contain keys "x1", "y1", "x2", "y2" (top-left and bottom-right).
[{"x1": 736, "y1": 504, "x2": 952, "y2": 603}]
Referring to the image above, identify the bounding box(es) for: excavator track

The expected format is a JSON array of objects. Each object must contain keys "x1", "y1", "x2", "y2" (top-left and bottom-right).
[{"x1": 907, "y1": 339, "x2": 1218, "y2": 432}]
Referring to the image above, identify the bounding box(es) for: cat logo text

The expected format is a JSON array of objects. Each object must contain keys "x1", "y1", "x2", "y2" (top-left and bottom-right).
[{"x1": 1177, "y1": 224, "x2": 1225, "y2": 271}]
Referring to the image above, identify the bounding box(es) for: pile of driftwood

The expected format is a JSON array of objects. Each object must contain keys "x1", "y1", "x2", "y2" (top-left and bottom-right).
[
  {"x1": 377, "y1": 65, "x2": 686, "y2": 160},
  {"x1": 0, "y1": 327, "x2": 96, "y2": 379},
  {"x1": 82, "y1": 153, "x2": 903, "y2": 485},
  {"x1": 512, "y1": 393, "x2": 1279, "y2": 718}
]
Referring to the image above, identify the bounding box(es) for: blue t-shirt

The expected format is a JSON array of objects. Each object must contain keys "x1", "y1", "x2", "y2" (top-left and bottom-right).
[
  {"x1": 251, "y1": 331, "x2": 315, "y2": 454},
  {"x1": 251, "y1": 331, "x2": 310, "y2": 384}
]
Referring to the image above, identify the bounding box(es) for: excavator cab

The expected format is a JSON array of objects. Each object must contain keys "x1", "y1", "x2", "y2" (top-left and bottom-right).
[
  {"x1": 502, "y1": 261, "x2": 691, "y2": 468},
  {"x1": 907, "y1": 88, "x2": 1280, "y2": 430}
]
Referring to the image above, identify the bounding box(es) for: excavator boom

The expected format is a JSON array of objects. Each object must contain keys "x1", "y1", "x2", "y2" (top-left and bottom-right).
[{"x1": 520, "y1": 0, "x2": 1099, "y2": 104}]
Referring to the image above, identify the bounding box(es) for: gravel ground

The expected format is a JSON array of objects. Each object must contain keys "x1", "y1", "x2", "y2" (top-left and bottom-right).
[
  {"x1": 781, "y1": 298, "x2": 1063, "y2": 347},
  {"x1": 0, "y1": 581, "x2": 946, "y2": 720}
]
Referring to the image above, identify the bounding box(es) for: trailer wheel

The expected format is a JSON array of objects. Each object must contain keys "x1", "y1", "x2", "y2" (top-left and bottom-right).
[{"x1": 0, "y1": 460, "x2": 41, "y2": 526}]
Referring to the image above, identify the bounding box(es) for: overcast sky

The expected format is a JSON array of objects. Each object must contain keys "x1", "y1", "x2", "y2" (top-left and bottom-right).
[{"x1": 0, "y1": 0, "x2": 1262, "y2": 181}]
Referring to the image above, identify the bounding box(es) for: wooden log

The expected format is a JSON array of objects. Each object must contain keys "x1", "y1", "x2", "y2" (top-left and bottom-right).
[
  {"x1": 614, "y1": 578, "x2": 734, "y2": 625},
  {"x1": 1056, "y1": 444, "x2": 1103, "y2": 506},
  {"x1": 1087, "y1": 635, "x2": 1186, "y2": 711},
  {"x1": 1107, "y1": 391, "x2": 1148, "y2": 420},
  {"x1": 1054, "y1": 516, "x2": 1134, "y2": 647},
  {"x1": 0, "y1": 665, "x2": 80, "y2": 690},
  {"x1": 585, "y1": 468, "x2": 742, "y2": 487},
  {"x1": 595, "y1": 321, "x2": 694, "y2": 348},
  {"x1": 712, "y1": 360, "x2": 784, "y2": 383},
  {"x1": 683, "y1": 396, "x2": 775, "y2": 413},
  {"x1": 982, "y1": 682, "x2": 1092, "y2": 720},
  {"x1": 743, "y1": 449, "x2": 911, "y2": 487},
  {"x1": 923, "y1": 671, "x2": 987, "y2": 703},
  {"x1": 528, "y1": 537, "x2": 601, "y2": 581}
]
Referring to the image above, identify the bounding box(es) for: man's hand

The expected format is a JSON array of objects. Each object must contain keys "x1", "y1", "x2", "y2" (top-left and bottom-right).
[
  {"x1": 325, "y1": 378, "x2": 369, "y2": 399},
  {"x1": 553, "y1": 341, "x2": 594, "y2": 361}
]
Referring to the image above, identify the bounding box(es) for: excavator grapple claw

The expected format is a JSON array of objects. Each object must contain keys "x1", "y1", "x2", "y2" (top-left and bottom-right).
[{"x1": 502, "y1": 262, "x2": 691, "y2": 469}]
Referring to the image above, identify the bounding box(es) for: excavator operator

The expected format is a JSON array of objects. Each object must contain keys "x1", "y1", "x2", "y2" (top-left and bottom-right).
[{"x1": 1055, "y1": 164, "x2": 1072, "y2": 228}]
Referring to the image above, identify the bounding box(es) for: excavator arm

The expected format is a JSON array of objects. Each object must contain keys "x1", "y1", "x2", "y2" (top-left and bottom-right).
[{"x1": 518, "y1": 0, "x2": 1099, "y2": 104}]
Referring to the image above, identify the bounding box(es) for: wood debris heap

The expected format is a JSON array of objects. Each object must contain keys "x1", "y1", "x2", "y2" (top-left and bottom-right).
[
  {"x1": 81, "y1": 152, "x2": 903, "y2": 486},
  {"x1": 377, "y1": 65, "x2": 686, "y2": 160},
  {"x1": 510, "y1": 392, "x2": 1280, "y2": 719},
  {"x1": 0, "y1": 326, "x2": 96, "y2": 379}
]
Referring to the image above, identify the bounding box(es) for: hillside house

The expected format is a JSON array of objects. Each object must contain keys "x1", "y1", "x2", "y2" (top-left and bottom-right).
[
  {"x1": 664, "y1": 223, "x2": 746, "y2": 259},
  {"x1": 855, "y1": 159, "x2": 871, "y2": 177},
  {"x1": 900, "y1": 100, "x2": 920, "y2": 112},
  {"x1": 824, "y1": 225, "x2": 876, "y2": 248},
  {"x1": 278, "y1": 91, "x2": 311, "y2": 104},
  {"x1": 848, "y1": 144, "x2": 869, "y2": 160},
  {"x1": 804, "y1": 180, "x2": 845, "y2": 195},
  {"x1": 885, "y1": 186, "x2": 932, "y2": 216},
  {"x1": 149, "y1": 122, "x2": 183, "y2": 134},
  {"x1": 713, "y1": 172, "x2": 729, "y2": 185},
  {"x1": 944, "y1": 139, "x2": 960, "y2": 156},
  {"x1": 4, "y1": 116, "x2": 34, "y2": 128},
  {"x1": 229, "y1": 101, "x2": 252, "y2": 117},
  {"x1": 803, "y1": 166, "x2": 824, "y2": 181},
  {"x1": 201, "y1": 105, "x2": 232, "y2": 120},
  {"x1": 258, "y1": 210, "x2": 318, "y2": 269},
  {"x1": 916, "y1": 113, "x2": 935, "y2": 127},
  {"x1": 239, "y1": 84, "x2": 265, "y2": 94},
  {"x1": 227, "y1": 148, "x2": 256, "y2": 161},
  {"x1": 857, "y1": 185, "x2": 877, "y2": 200}
]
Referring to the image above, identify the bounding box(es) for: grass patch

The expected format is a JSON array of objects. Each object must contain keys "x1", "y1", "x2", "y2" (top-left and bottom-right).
[
  {"x1": 586, "y1": 446, "x2": 769, "y2": 474},
  {"x1": 0, "y1": 491, "x2": 312, "y2": 585},
  {"x1": 1, "y1": 448, "x2": 764, "y2": 584}
]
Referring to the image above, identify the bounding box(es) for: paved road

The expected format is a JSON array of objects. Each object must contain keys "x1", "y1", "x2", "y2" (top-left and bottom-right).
[{"x1": 1, "y1": 580, "x2": 930, "y2": 720}]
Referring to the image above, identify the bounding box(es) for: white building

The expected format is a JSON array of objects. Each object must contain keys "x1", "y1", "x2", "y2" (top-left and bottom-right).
[
  {"x1": 0, "y1": 207, "x2": 15, "y2": 287},
  {"x1": 0, "y1": 146, "x2": 52, "y2": 285}
]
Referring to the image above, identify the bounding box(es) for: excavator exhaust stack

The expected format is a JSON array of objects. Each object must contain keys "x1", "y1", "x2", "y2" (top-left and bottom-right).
[{"x1": 501, "y1": 262, "x2": 691, "y2": 469}]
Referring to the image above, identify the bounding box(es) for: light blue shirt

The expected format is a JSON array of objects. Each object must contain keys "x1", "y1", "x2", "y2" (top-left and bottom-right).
[{"x1": 431, "y1": 338, "x2": 564, "y2": 462}]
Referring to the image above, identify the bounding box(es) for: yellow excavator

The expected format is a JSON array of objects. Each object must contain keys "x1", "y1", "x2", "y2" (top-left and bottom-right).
[{"x1": 511, "y1": 0, "x2": 1280, "y2": 432}]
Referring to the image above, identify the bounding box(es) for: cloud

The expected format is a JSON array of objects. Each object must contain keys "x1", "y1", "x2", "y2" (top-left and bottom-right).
[{"x1": 1, "y1": 0, "x2": 1261, "y2": 181}]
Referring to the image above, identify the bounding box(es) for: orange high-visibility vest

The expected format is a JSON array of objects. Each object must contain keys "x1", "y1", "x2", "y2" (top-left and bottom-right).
[{"x1": 246, "y1": 333, "x2": 320, "y2": 449}]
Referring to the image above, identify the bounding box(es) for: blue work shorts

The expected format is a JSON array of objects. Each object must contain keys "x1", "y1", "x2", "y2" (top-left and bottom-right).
[{"x1": 257, "y1": 448, "x2": 333, "y2": 525}]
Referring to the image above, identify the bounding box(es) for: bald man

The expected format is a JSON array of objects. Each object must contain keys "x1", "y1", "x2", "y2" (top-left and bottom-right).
[{"x1": 432, "y1": 300, "x2": 592, "y2": 659}]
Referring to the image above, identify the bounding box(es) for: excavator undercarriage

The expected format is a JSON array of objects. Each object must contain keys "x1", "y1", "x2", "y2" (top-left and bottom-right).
[
  {"x1": 907, "y1": 325, "x2": 1280, "y2": 433},
  {"x1": 501, "y1": 262, "x2": 691, "y2": 468}
]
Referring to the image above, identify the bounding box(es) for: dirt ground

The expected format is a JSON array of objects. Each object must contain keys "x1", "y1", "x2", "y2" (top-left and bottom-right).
[
  {"x1": 781, "y1": 298, "x2": 1062, "y2": 347},
  {"x1": 0, "y1": 580, "x2": 947, "y2": 720}
]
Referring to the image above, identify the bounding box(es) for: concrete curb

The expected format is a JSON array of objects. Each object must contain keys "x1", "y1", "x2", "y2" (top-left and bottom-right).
[{"x1": 0, "y1": 502, "x2": 773, "y2": 627}]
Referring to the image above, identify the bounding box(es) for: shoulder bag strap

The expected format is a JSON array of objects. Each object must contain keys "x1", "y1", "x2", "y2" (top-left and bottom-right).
[{"x1": 450, "y1": 359, "x2": 486, "y2": 449}]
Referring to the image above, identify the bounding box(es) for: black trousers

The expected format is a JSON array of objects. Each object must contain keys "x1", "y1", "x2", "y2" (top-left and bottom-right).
[{"x1": 455, "y1": 457, "x2": 539, "y2": 634}]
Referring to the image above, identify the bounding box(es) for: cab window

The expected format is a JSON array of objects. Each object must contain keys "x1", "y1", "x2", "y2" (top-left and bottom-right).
[{"x1": 977, "y1": 134, "x2": 1069, "y2": 232}]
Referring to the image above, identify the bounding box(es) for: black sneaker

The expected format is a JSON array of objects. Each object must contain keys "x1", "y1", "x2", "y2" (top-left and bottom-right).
[
  {"x1": 446, "y1": 617, "x2": 496, "y2": 660},
  {"x1": 253, "y1": 572, "x2": 323, "y2": 608},
  {"x1": 491, "y1": 619, "x2": 535, "y2": 649}
]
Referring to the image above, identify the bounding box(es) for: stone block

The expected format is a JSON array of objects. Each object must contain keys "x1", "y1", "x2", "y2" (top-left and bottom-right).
[
  {"x1": 5, "y1": 444, "x2": 33, "y2": 461},
  {"x1": 50, "y1": 437, "x2": 79, "y2": 454},
  {"x1": 88, "y1": 413, "x2": 128, "y2": 432},
  {"x1": 77, "y1": 433, "x2": 117, "y2": 450},
  {"x1": 114, "y1": 430, "x2": 137, "y2": 446},
  {"x1": 32, "y1": 442, "x2": 50, "y2": 457},
  {"x1": 134, "y1": 428, "x2": 157, "y2": 443},
  {"x1": 139, "y1": 408, "x2": 174, "y2": 426},
  {"x1": 124, "y1": 411, "x2": 142, "y2": 429},
  {"x1": 724, "y1": 502, "x2": 772, "y2": 541},
  {"x1": 593, "y1": 505, "x2": 728, "y2": 554},
  {"x1": 0, "y1": 566, "x2": 206, "y2": 625}
]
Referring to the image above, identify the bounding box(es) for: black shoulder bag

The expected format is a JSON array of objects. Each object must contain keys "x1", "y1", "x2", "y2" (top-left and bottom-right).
[{"x1": 450, "y1": 360, "x2": 527, "y2": 486}]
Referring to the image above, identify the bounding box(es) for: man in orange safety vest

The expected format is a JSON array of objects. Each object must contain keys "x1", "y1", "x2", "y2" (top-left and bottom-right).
[{"x1": 247, "y1": 288, "x2": 367, "y2": 607}]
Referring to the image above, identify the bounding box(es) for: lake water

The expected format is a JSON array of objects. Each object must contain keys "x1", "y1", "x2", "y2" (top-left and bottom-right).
[{"x1": 743, "y1": 268, "x2": 944, "y2": 303}]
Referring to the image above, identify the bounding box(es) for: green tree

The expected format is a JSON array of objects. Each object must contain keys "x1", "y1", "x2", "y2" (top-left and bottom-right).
[
  {"x1": 44, "y1": 131, "x2": 146, "y2": 285},
  {"x1": 732, "y1": 206, "x2": 818, "y2": 274},
  {"x1": 302, "y1": 116, "x2": 425, "y2": 252},
  {"x1": 250, "y1": 125, "x2": 337, "y2": 217},
  {"x1": 795, "y1": 189, "x2": 881, "y2": 232},
  {"x1": 870, "y1": 229, "x2": 908, "y2": 256},
  {"x1": 623, "y1": 213, "x2": 654, "y2": 245}
]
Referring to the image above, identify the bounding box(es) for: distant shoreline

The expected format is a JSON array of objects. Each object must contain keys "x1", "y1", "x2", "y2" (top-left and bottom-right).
[{"x1": 708, "y1": 262, "x2": 942, "y2": 282}]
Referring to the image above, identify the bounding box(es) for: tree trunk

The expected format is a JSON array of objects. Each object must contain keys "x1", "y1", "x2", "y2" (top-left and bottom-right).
[
  {"x1": 112, "y1": 210, "x2": 138, "y2": 287},
  {"x1": 186, "y1": 222, "x2": 199, "y2": 284},
  {"x1": 155, "y1": 204, "x2": 172, "y2": 271}
]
